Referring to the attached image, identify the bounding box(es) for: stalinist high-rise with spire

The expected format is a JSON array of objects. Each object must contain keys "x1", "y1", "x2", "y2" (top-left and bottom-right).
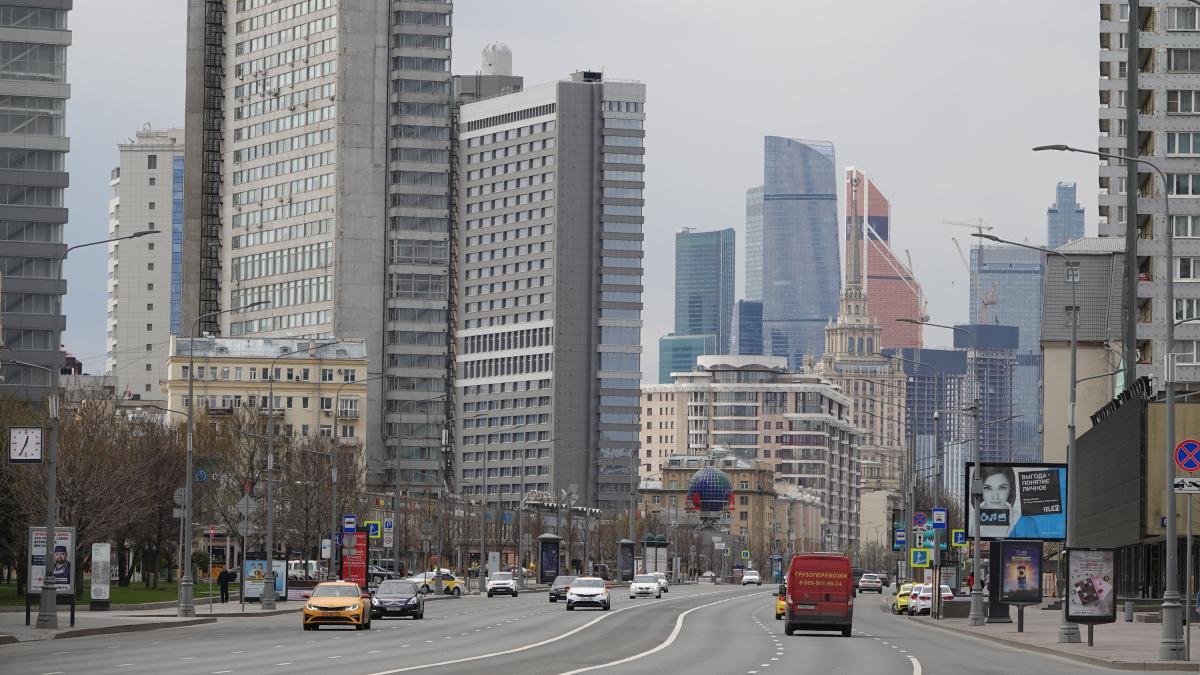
[{"x1": 817, "y1": 169, "x2": 906, "y2": 546}]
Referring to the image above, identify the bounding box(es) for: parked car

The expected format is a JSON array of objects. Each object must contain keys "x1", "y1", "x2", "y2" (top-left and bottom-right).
[
  {"x1": 486, "y1": 571, "x2": 518, "y2": 597},
  {"x1": 549, "y1": 575, "x2": 576, "y2": 603},
  {"x1": 700, "y1": 570, "x2": 716, "y2": 583},
  {"x1": 878, "y1": 572, "x2": 890, "y2": 587},
  {"x1": 911, "y1": 584, "x2": 954, "y2": 616},
  {"x1": 370, "y1": 580, "x2": 423, "y2": 620},
  {"x1": 302, "y1": 581, "x2": 371, "y2": 631},
  {"x1": 858, "y1": 573, "x2": 883, "y2": 593},
  {"x1": 892, "y1": 582, "x2": 913, "y2": 614},
  {"x1": 775, "y1": 583, "x2": 787, "y2": 620},
  {"x1": 742, "y1": 569, "x2": 762, "y2": 585},
  {"x1": 906, "y1": 584, "x2": 929, "y2": 615},
  {"x1": 782, "y1": 553, "x2": 853, "y2": 637},
  {"x1": 652, "y1": 571, "x2": 669, "y2": 593},
  {"x1": 406, "y1": 570, "x2": 464, "y2": 596},
  {"x1": 367, "y1": 565, "x2": 395, "y2": 586},
  {"x1": 629, "y1": 574, "x2": 661, "y2": 599},
  {"x1": 566, "y1": 576, "x2": 611, "y2": 611}
]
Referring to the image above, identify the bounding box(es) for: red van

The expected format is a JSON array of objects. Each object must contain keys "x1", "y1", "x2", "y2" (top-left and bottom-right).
[{"x1": 783, "y1": 553, "x2": 854, "y2": 637}]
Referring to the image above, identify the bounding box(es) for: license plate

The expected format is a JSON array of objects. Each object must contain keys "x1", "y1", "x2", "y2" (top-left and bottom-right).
[
  {"x1": 795, "y1": 604, "x2": 816, "y2": 610},
  {"x1": 322, "y1": 611, "x2": 342, "y2": 615}
]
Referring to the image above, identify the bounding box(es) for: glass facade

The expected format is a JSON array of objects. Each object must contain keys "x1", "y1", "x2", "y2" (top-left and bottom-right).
[
  {"x1": 674, "y1": 227, "x2": 734, "y2": 351},
  {"x1": 657, "y1": 333, "x2": 716, "y2": 383},
  {"x1": 171, "y1": 155, "x2": 185, "y2": 335},
  {"x1": 744, "y1": 186, "x2": 763, "y2": 302},
  {"x1": 1047, "y1": 181, "x2": 1084, "y2": 250},
  {"x1": 730, "y1": 300, "x2": 763, "y2": 356},
  {"x1": 759, "y1": 137, "x2": 839, "y2": 370}
]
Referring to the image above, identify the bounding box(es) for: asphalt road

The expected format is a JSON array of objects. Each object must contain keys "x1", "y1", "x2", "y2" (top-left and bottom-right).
[{"x1": 0, "y1": 584, "x2": 1122, "y2": 674}]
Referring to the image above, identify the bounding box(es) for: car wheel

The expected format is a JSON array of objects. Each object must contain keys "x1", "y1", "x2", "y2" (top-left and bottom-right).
[
  {"x1": 567, "y1": 603, "x2": 575, "y2": 611},
  {"x1": 841, "y1": 626, "x2": 852, "y2": 638},
  {"x1": 416, "y1": 609, "x2": 424, "y2": 620},
  {"x1": 364, "y1": 613, "x2": 371, "y2": 630},
  {"x1": 488, "y1": 592, "x2": 493, "y2": 597},
  {"x1": 630, "y1": 595, "x2": 636, "y2": 599},
  {"x1": 421, "y1": 584, "x2": 430, "y2": 594},
  {"x1": 656, "y1": 593, "x2": 661, "y2": 599},
  {"x1": 550, "y1": 597, "x2": 557, "y2": 603},
  {"x1": 784, "y1": 622, "x2": 795, "y2": 636},
  {"x1": 513, "y1": 592, "x2": 518, "y2": 597},
  {"x1": 452, "y1": 587, "x2": 461, "y2": 596},
  {"x1": 603, "y1": 602, "x2": 610, "y2": 611},
  {"x1": 776, "y1": 612, "x2": 783, "y2": 620}
]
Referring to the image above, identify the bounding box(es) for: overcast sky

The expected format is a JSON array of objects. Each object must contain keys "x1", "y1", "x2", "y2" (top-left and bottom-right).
[{"x1": 62, "y1": 1, "x2": 1098, "y2": 378}]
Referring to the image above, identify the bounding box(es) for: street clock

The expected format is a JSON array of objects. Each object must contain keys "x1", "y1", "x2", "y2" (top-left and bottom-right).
[{"x1": 9, "y1": 427, "x2": 44, "y2": 463}]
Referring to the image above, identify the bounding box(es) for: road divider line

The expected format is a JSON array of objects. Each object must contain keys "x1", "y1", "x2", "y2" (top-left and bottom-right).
[
  {"x1": 908, "y1": 655, "x2": 922, "y2": 675},
  {"x1": 364, "y1": 588, "x2": 754, "y2": 675}
]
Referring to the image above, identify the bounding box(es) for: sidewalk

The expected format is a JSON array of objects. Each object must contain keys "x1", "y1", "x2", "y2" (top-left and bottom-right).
[
  {"x1": 0, "y1": 601, "x2": 298, "y2": 644},
  {"x1": 915, "y1": 601, "x2": 1200, "y2": 671}
]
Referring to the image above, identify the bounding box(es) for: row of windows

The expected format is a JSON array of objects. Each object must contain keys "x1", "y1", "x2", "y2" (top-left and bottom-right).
[
  {"x1": 233, "y1": 127, "x2": 333, "y2": 164},
  {"x1": 601, "y1": 326, "x2": 641, "y2": 345},
  {"x1": 231, "y1": 194, "x2": 333, "y2": 228},
  {"x1": 602, "y1": 204, "x2": 643, "y2": 217},
  {"x1": 464, "y1": 206, "x2": 555, "y2": 231},
  {"x1": 394, "y1": 10, "x2": 448, "y2": 25},
  {"x1": 233, "y1": 104, "x2": 335, "y2": 142},
  {"x1": 2, "y1": 328, "x2": 54, "y2": 350},
  {"x1": 461, "y1": 465, "x2": 550, "y2": 479},
  {"x1": 234, "y1": 58, "x2": 335, "y2": 99},
  {"x1": 602, "y1": 221, "x2": 642, "y2": 234},
  {"x1": 600, "y1": 352, "x2": 640, "y2": 372},
  {"x1": 463, "y1": 310, "x2": 551, "y2": 329},
  {"x1": 387, "y1": 307, "x2": 447, "y2": 324},
  {"x1": 465, "y1": 153, "x2": 555, "y2": 182},
  {"x1": 234, "y1": 14, "x2": 336, "y2": 56},
  {"x1": 231, "y1": 275, "x2": 331, "y2": 310},
  {"x1": 0, "y1": 43, "x2": 65, "y2": 83},
  {"x1": 389, "y1": 216, "x2": 448, "y2": 232},
  {"x1": 232, "y1": 218, "x2": 331, "y2": 249},
  {"x1": 0, "y1": 186, "x2": 61, "y2": 207},
  {"x1": 385, "y1": 375, "x2": 445, "y2": 392},
  {"x1": 231, "y1": 241, "x2": 331, "y2": 281},
  {"x1": 387, "y1": 238, "x2": 447, "y2": 266},
  {"x1": 391, "y1": 33, "x2": 449, "y2": 49},
  {"x1": 390, "y1": 101, "x2": 449, "y2": 118},
  {"x1": 465, "y1": 293, "x2": 552, "y2": 314},
  {"x1": 234, "y1": 36, "x2": 336, "y2": 79},
  {"x1": 464, "y1": 240, "x2": 551, "y2": 263},
  {"x1": 462, "y1": 327, "x2": 552, "y2": 355},
  {"x1": 465, "y1": 189, "x2": 554, "y2": 214},
  {"x1": 1169, "y1": 49, "x2": 1200, "y2": 73},
  {"x1": 602, "y1": 187, "x2": 643, "y2": 199},
  {"x1": 389, "y1": 192, "x2": 447, "y2": 209},
  {"x1": 233, "y1": 172, "x2": 333, "y2": 206},
  {"x1": 180, "y1": 363, "x2": 351, "y2": 384},
  {"x1": 465, "y1": 257, "x2": 552, "y2": 280},
  {"x1": 601, "y1": 255, "x2": 641, "y2": 268},
  {"x1": 233, "y1": 150, "x2": 335, "y2": 185},
  {"x1": 390, "y1": 76, "x2": 449, "y2": 96},
  {"x1": 604, "y1": 135, "x2": 644, "y2": 148},
  {"x1": 1, "y1": 292, "x2": 59, "y2": 314},
  {"x1": 603, "y1": 170, "x2": 644, "y2": 183},
  {"x1": 386, "y1": 329, "x2": 446, "y2": 346},
  {"x1": 235, "y1": 0, "x2": 335, "y2": 35},
  {"x1": 466, "y1": 138, "x2": 555, "y2": 165},
  {"x1": 390, "y1": 123, "x2": 449, "y2": 141},
  {"x1": 462, "y1": 353, "x2": 553, "y2": 380},
  {"x1": 603, "y1": 153, "x2": 644, "y2": 165},
  {"x1": 465, "y1": 276, "x2": 552, "y2": 298},
  {"x1": 466, "y1": 121, "x2": 556, "y2": 148},
  {"x1": 0, "y1": 221, "x2": 60, "y2": 242},
  {"x1": 1168, "y1": 90, "x2": 1200, "y2": 114},
  {"x1": 385, "y1": 353, "x2": 445, "y2": 368},
  {"x1": 601, "y1": 237, "x2": 642, "y2": 251},
  {"x1": 465, "y1": 171, "x2": 553, "y2": 198},
  {"x1": 230, "y1": 309, "x2": 330, "y2": 335},
  {"x1": 0, "y1": 96, "x2": 63, "y2": 136},
  {"x1": 233, "y1": 82, "x2": 336, "y2": 122},
  {"x1": 602, "y1": 291, "x2": 642, "y2": 303},
  {"x1": 390, "y1": 56, "x2": 448, "y2": 72},
  {"x1": 389, "y1": 169, "x2": 447, "y2": 187},
  {"x1": 466, "y1": 224, "x2": 552, "y2": 247},
  {"x1": 390, "y1": 147, "x2": 449, "y2": 164},
  {"x1": 465, "y1": 104, "x2": 555, "y2": 133},
  {"x1": 0, "y1": 148, "x2": 63, "y2": 172},
  {"x1": 1166, "y1": 173, "x2": 1200, "y2": 195},
  {"x1": 1167, "y1": 132, "x2": 1200, "y2": 156},
  {"x1": 387, "y1": 272, "x2": 448, "y2": 300},
  {"x1": 0, "y1": 6, "x2": 66, "y2": 29},
  {"x1": 603, "y1": 117, "x2": 643, "y2": 130}
]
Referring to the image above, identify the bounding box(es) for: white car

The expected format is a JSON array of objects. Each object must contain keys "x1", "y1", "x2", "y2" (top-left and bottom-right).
[
  {"x1": 858, "y1": 573, "x2": 883, "y2": 593},
  {"x1": 741, "y1": 570, "x2": 762, "y2": 585},
  {"x1": 911, "y1": 584, "x2": 954, "y2": 615},
  {"x1": 629, "y1": 574, "x2": 661, "y2": 599},
  {"x1": 486, "y1": 571, "x2": 518, "y2": 597},
  {"x1": 566, "y1": 576, "x2": 610, "y2": 611},
  {"x1": 652, "y1": 571, "x2": 669, "y2": 593}
]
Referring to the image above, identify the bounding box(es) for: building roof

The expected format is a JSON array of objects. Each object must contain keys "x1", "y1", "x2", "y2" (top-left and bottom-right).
[
  {"x1": 1055, "y1": 236, "x2": 1125, "y2": 255},
  {"x1": 172, "y1": 336, "x2": 367, "y2": 361}
]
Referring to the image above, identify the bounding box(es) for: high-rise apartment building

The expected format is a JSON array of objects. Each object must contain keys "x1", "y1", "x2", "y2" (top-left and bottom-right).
[
  {"x1": 757, "y1": 136, "x2": 839, "y2": 369},
  {"x1": 1098, "y1": 2, "x2": 1200, "y2": 387},
  {"x1": 954, "y1": 324, "x2": 1018, "y2": 464},
  {"x1": 730, "y1": 299, "x2": 763, "y2": 356},
  {"x1": 182, "y1": 1, "x2": 454, "y2": 493},
  {"x1": 0, "y1": 2, "x2": 72, "y2": 397},
  {"x1": 674, "y1": 227, "x2": 734, "y2": 351},
  {"x1": 970, "y1": 245, "x2": 1043, "y2": 461},
  {"x1": 888, "y1": 347, "x2": 968, "y2": 506},
  {"x1": 845, "y1": 167, "x2": 923, "y2": 349},
  {"x1": 641, "y1": 355, "x2": 862, "y2": 552},
  {"x1": 1047, "y1": 181, "x2": 1085, "y2": 250},
  {"x1": 105, "y1": 128, "x2": 184, "y2": 400},
  {"x1": 455, "y1": 71, "x2": 646, "y2": 511},
  {"x1": 745, "y1": 185, "x2": 763, "y2": 302}
]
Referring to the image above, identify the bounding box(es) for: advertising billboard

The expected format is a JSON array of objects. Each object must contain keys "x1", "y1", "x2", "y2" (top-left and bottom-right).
[
  {"x1": 539, "y1": 538, "x2": 560, "y2": 584},
  {"x1": 998, "y1": 540, "x2": 1042, "y2": 605},
  {"x1": 243, "y1": 559, "x2": 286, "y2": 600},
  {"x1": 1066, "y1": 548, "x2": 1117, "y2": 624},
  {"x1": 341, "y1": 531, "x2": 368, "y2": 588},
  {"x1": 964, "y1": 463, "x2": 1067, "y2": 541},
  {"x1": 28, "y1": 527, "x2": 74, "y2": 593}
]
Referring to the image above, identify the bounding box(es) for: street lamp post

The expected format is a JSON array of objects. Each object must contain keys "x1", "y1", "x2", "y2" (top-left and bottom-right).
[
  {"x1": 180, "y1": 300, "x2": 269, "y2": 617},
  {"x1": 395, "y1": 396, "x2": 446, "y2": 587},
  {"x1": 1034, "y1": 144, "x2": 1182, "y2": 658},
  {"x1": 973, "y1": 231, "x2": 1084, "y2": 642},
  {"x1": 327, "y1": 374, "x2": 384, "y2": 580},
  {"x1": 900, "y1": 318, "x2": 985, "y2": 625}
]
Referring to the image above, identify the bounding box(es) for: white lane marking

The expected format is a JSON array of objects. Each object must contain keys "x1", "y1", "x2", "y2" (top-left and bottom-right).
[
  {"x1": 180, "y1": 657, "x2": 197, "y2": 661},
  {"x1": 369, "y1": 650, "x2": 380, "y2": 654},
  {"x1": 213, "y1": 671, "x2": 232, "y2": 674},
  {"x1": 328, "y1": 655, "x2": 342, "y2": 659},
  {"x1": 274, "y1": 663, "x2": 292, "y2": 667},
  {"x1": 364, "y1": 588, "x2": 750, "y2": 675},
  {"x1": 908, "y1": 656, "x2": 923, "y2": 675},
  {"x1": 230, "y1": 650, "x2": 245, "y2": 654},
  {"x1": 115, "y1": 665, "x2": 134, "y2": 668}
]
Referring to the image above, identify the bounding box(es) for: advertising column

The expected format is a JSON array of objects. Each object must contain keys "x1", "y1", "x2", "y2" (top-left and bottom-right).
[{"x1": 91, "y1": 542, "x2": 111, "y2": 610}]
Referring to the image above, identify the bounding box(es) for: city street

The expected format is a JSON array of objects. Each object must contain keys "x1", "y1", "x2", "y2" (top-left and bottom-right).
[{"x1": 0, "y1": 584, "x2": 1119, "y2": 674}]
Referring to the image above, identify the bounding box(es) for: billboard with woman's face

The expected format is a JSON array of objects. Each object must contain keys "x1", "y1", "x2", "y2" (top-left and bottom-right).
[{"x1": 964, "y1": 463, "x2": 1067, "y2": 541}]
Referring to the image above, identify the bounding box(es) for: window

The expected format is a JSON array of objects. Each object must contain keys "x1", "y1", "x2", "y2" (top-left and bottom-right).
[
  {"x1": 147, "y1": 262, "x2": 154, "y2": 271},
  {"x1": 1175, "y1": 215, "x2": 1200, "y2": 238},
  {"x1": 1169, "y1": 49, "x2": 1200, "y2": 73},
  {"x1": 343, "y1": 369, "x2": 356, "y2": 382},
  {"x1": 1175, "y1": 340, "x2": 1200, "y2": 364},
  {"x1": 147, "y1": 154, "x2": 157, "y2": 169},
  {"x1": 739, "y1": 480, "x2": 749, "y2": 490},
  {"x1": 1167, "y1": 174, "x2": 1200, "y2": 195},
  {"x1": 320, "y1": 397, "x2": 333, "y2": 411},
  {"x1": 1065, "y1": 263, "x2": 1080, "y2": 283},
  {"x1": 1168, "y1": 132, "x2": 1200, "y2": 155},
  {"x1": 321, "y1": 368, "x2": 334, "y2": 382},
  {"x1": 145, "y1": 363, "x2": 151, "y2": 371},
  {"x1": 1169, "y1": 6, "x2": 1200, "y2": 30},
  {"x1": 739, "y1": 511, "x2": 748, "y2": 521},
  {"x1": 146, "y1": 303, "x2": 153, "y2": 311},
  {"x1": 1168, "y1": 91, "x2": 1200, "y2": 114},
  {"x1": 146, "y1": 323, "x2": 152, "y2": 331},
  {"x1": 148, "y1": 201, "x2": 155, "y2": 210},
  {"x1": 148, "y1": 177, "x2": 155, "y2": 186},
  {"x1": 1177, "y1": 299, "x2": 1200, "y2": 322},
  {"x1": 1177, "y1": 257, "x2": 1200, "y2": 281}
]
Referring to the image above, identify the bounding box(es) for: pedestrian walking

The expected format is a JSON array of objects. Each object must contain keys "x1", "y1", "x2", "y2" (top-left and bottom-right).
[
  {"x1": 967, "y1": 572, "x2": 975, "y2": 591},
  {"x1": 218, "y1": 566, "x2": 233, "y2": 603}
]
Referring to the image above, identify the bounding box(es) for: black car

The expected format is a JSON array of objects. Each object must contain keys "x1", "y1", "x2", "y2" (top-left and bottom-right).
[
  {"x1": 370, "y1": 580, "x2": 424, "y2": 620},
  {"x1": 549, "y1": 575, "x2": 576, "y2": 603}
]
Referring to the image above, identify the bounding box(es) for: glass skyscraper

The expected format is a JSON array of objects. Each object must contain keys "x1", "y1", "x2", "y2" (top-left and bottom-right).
[
  {"x1": 1047, "y1": 181, "x2": 1085, "y2": 250},
  {"x1": 759, "y1": 136, "x2": 840, "y2": 369},
  {"x1": 658, "y1": 334, "x2": 717, "y2": 383},
  {"x1": 745, "y1": 186, "x2": 763, "y2": 302},
  {"x1": 674, "y1": 227, "x2": 735, "y2": 351},
  {"x1": 731, "y1": 300, "x2": 763, "y2": 356}
]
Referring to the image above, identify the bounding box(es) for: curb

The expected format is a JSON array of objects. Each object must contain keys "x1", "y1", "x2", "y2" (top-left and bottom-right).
[
  {"x1": 914, "y1": 617, "x2": 1200, "y2": 672},
  {"x1": 54, "y1": 617, "x2": 217, "y2": 640},
  {"x1": 0, "y1": 635, "x2": 16, "y2": 645},
  {"x1": 133, "y1": 607, "x2": 299, "y2": 618}
]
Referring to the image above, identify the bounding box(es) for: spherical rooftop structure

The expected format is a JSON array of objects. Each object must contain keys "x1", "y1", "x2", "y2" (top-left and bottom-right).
[{"x1": 686, "y1": 466, "x2": 733, "y2": 513}]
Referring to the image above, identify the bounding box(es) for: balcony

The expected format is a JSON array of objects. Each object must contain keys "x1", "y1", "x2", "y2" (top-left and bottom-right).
[
  {"x1": 337, "y1": 437, "x2": 362, "y2": 448},
  {"x1": 337, "y1": 408, "x2": 360, "y2": 419}
]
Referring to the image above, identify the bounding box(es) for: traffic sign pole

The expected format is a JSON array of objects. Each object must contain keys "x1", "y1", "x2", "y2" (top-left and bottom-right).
[{"x1": 1177, "y1": 439, "x2": 1200, "y2": 660}]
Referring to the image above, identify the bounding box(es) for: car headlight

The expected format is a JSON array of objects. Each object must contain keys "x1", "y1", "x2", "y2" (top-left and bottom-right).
[
  {"x1": 371, "y1": 597, "x2": 379, "y2": 605},
  {"x1": 407, "y1": 597, "x2": 418, "y2": 605},
  {"x1": 306, "y1": 603, "x2": 319, "y2": 611},
  {"x1": 346, "y1": 603, "x2": 360, "y2": 611}
]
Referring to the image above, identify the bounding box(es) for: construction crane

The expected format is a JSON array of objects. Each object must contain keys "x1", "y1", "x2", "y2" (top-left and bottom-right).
[
  {"x1": 942, "y1": 218, "x2": 993, "y2": 235},
  {"x1": 950, "y1": 236, "x2": 999, "y2": 323},
  {"x1": 903, "y1": 249, "x2": 930, "y2": 322}
]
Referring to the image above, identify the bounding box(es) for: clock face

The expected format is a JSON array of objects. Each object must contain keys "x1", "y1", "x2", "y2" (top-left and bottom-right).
[{"x1": 9, "y1": 427, "x2": 43, "y2": 464}]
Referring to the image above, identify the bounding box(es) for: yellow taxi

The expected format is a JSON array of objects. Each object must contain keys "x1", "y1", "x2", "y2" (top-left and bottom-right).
[
  {"x1": 892, "y1": 582, "x2": 914, "y2": 614},
  {"x1": 775, "y1": 583, "x2": 787, "y2": 620},
  {"x1": 302, "y1": 581, "x2": 372, "y2": 630}
]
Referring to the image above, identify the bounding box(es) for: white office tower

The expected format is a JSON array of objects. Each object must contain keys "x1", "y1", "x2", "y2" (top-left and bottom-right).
[
  {"x1": 455, "y1": 71, "x2": 647, "y2": 511},
  {"x1": 105, "y1": 128, "x2": 185, "y2": 400}
]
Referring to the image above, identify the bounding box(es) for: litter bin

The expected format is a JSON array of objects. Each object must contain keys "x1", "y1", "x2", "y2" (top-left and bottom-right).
[{"x1": 1125, "y1": 600, "x2": 1135, "y2": 622}]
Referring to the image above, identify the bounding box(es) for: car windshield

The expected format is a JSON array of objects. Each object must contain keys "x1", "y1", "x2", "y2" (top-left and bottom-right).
[
  {"x1": 941, "y1": 585, "x2": 952, "y2": 594},
  {"x1": 312, "y1": 585, "x2": 360, "y2": 598},
  {"x1": 745, "y1": 570, "x2": 758, "y2": 575},
  {"x1": 573, "y1": 578, "x2": 604, "y2": 588},
  {"x1": 634, "y1": 575, "x2": 656, "y2": 583},
  {"x1": 492, "y1": 572, "x2": 513, "y2": 581},
  {"x1": 862, "y1": 574, "x2": 878, "y2": 580},
  {"x1": 552, "y1": 576, "x2": 575, "y2": 587},
  {"x1": 377, "y1": 581, "x2": 417, "y2": 595}
]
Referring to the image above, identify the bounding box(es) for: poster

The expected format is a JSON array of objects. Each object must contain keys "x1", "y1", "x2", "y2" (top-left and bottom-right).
[
  {"x1": 964, "y1": 463, "x2": 1067, "y2": 541},
  {"x1": 1066, "y1": 548, "x2": 1117, "y2": 624},
  {"x1": 28, "y1": 527, "x2": 74, "y2": 593},
  {"x1": 91, "y1": 542, "x2": 112, "y2": 601},
  {"x1": 242, "y1": 559, "x2": 286, "y2": 599},
  {"x1": 539, "y1": 539, "x2": 560, "y2": 584},
  {"x1": 999, "y1": 540, "x2": 1042, "y2": 605},
  {"x1": 341, "y1": 532, "x2": 368, "y2": 587}
]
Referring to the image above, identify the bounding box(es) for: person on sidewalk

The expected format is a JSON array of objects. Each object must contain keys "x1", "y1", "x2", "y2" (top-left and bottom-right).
[
  {"x1": 967, "y1": 572, "x2": 975, "y2": 592},
  {"x1": 217, "y1": 566, "x2": 233, "y2": 603}
]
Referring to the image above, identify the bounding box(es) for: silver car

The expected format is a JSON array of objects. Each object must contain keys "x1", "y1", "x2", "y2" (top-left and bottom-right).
[
  {"x1": 629, "y1": 574, "x2": 661, "y2": 599},
  {"x1": 858, "y1": 573, "x2": 883, "y2": 593}
]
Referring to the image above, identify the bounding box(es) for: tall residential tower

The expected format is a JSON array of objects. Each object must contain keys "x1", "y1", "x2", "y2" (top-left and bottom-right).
[{"x1": 1047, "y1": 181, "x2": 1085, "y2": 249}]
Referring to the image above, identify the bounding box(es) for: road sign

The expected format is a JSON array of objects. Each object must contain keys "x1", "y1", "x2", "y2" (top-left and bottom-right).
[
  {"x1": 174, "y1": 487, "x2": 185, "y2": 507},
  {"x1": 741, "y1": 549, "x2": 750, "y2": 560},
  {"x1": 342, "y1": 514, "x2": 356, "y2": 533},
  {"x1": 195, "y1": 469, "x2": 207, "y2": 483},
  {"x1": 913, "y1": 511, "x2": 927, "y2": 527},
  {"x1": 235, "y1": 495, "x2": 255, "y2": 517},
  {"x1": 910, "y1": 548, "x2": 931, "y2": 568},
  {"x1": 384, "y1": 518, "x2": 394, "y2": 532},
  {"x1": 383, "y1": 532, "x2": 394, "y2": 548},
  {"x1": 1175, "y1": 477, "x2": 1200, "y2": 494},
  {"x1": 714, "y1": 541, "x2": 726, "y2": 550},
  {"x1": 770, "y1": 554, "x2": 782, "y2": 561},
  {"x1": 895, "y1": 529, "x2": 907, "y2": 544},
  {"x1": 723, "y1": 547, "x2": 730, "y2": 557},
  {"x1": 952, "y1": 529, "x2": 967, "y2": 547},
  {"x1": 366, "y1": 520, "x2": 381, "y2": 539},
  {"x1": 1177, "y1": 440, "x2": 1200, "y2": 472},
  {"x1": 913, "y1": 523, "x2": 930, "y2": 533},
  {"x1": 237, "y1": 521, "x2": 250, "y2": 538},
  {"x1": 932, "y1": 508, "x2": 947, "y2": 529}
]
